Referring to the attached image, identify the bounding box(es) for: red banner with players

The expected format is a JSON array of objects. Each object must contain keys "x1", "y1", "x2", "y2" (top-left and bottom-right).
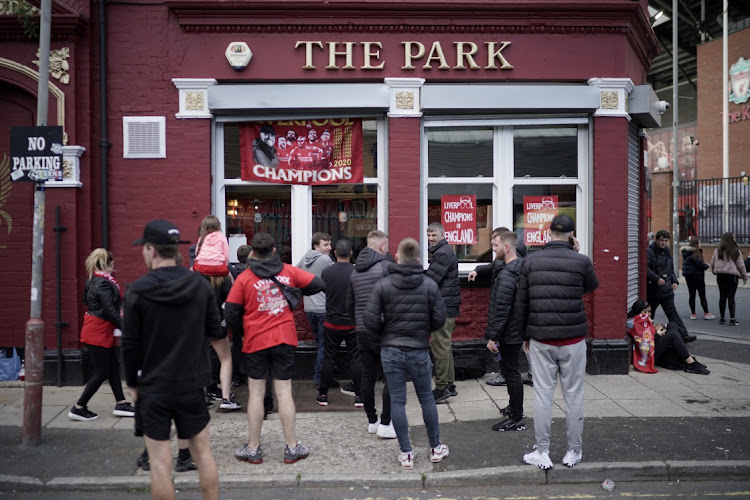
[
  {"x1": 441, "y1": 195, "x2": 477, "y2": 245},
  {"x1": 523, "y1": 195, "x2": 558, "y2": 246},
  {"x1": 239, "y1": 119, "x2": 363, "y2": 185}
]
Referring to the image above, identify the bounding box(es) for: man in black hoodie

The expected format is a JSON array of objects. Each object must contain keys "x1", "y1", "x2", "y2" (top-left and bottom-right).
[{"x1": 122, "y1": 219, "x2": 220, "y2": 500}]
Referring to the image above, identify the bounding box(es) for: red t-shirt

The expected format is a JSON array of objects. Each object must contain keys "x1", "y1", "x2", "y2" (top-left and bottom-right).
[{"x1": 226, "y1": 264, "x2": 315, "y2": 354}]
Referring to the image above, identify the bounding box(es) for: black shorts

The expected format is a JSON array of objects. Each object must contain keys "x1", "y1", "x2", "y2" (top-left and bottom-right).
[
  {"x1": 134, "y1": 389, "x2": 210, "y2": 441},
  {"x1": 242, "y1": 344, "x2": 295, "y2": 380}
]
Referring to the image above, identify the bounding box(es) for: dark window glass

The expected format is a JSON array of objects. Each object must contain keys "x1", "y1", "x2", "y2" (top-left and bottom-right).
[
  {"x1": 428, "y1": 128, "x2": 493, "y2": 178},
  {"x1": 514, "y1": 127, "x2": 577, "y2": 178}
]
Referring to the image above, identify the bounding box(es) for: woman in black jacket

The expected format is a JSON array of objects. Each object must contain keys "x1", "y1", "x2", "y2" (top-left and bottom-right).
[
  {"x1": 681, "y1": 237, "x2": 714, "y2": 320},
  {"x1": 68, "y1": 249, "x2": 134, "y2": 421}
]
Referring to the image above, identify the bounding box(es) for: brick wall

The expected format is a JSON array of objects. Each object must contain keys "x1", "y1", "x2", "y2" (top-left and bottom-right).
[{"x1": 387, "y1": 117, "x2": 422, "y2": 254}]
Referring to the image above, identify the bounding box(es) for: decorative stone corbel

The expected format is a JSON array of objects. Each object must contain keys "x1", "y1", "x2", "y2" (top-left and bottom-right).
[
  {"x1": 45, "y1": 145, "x2": 84, "y2": 188},
  {"x1": 172, "y1": 78, "x2": 217, "y2": 119},
  {"x1": 385, "y1": 77, "x2": 425, "y2": 118},
  {"x1": 587, "y1": 78, "x2": 634, "y2": 119}
]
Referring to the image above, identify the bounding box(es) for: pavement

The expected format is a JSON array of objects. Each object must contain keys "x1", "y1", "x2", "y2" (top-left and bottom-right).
[{"x1": 0, "y1": 283, "x2": 748, "y2": 494}]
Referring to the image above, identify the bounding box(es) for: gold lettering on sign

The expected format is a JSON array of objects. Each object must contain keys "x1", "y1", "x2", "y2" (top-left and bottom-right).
[
  {"x1": 326, "y1": 42, "x2": 356, "y2": 70},
  {"x1": 295, "y1": 41, "x2": 324, "y2": 69},
  {"x1": 424, "y1": 42, "x2": 450, "y2": 70},
  {"x1": 485, "y1": 42, "x2": 513, "y2": 69},
  {"x1": 362, "y1": 42, "x2": 385, "y2": 70},
  {"x1": 601, "y1": 91, "x2": 618, "y2": 109},
  {"x1": 402, "y1": 41, "x2": 425, "y2": 70},
  {"x1": 455, "y1": 42, "x2": 480, "y2": 69},
  {"x1": 396, "y1": 91, "x2": 414, "y2": 110},
  {"x1": 185, "y1": 92, "x2": 204, "y2": 111}
]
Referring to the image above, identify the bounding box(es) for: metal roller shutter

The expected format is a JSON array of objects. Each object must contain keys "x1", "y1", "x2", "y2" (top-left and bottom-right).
[{"x1": 627, "y1": 122, "x2": 640, "y2": 306}]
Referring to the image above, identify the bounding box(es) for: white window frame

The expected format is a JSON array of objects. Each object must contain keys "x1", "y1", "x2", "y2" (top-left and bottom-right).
[
  {"x1": 212, "y1": 117, "x2": 388, "y2": 265},
  {"x1": 421, "y1": 117, "x2": 591, "y2": 273}
]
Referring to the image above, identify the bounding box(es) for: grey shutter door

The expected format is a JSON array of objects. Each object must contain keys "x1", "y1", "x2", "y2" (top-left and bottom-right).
[{"x1": 627, "y1": 122, "x2": 640, "y2": 307}]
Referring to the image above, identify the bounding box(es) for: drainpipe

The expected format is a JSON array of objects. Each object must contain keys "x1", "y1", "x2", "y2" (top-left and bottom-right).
[{"x1": 99, "y1": 0, "x2": 110, "y2": 248}]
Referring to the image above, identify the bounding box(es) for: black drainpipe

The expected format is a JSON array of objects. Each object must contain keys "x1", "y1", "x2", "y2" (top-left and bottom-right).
[{"x1": 99, "y1": 0, "x2": 110, "y2": 249}]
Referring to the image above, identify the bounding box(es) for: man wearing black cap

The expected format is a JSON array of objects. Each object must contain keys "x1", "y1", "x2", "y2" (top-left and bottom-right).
[
  {"x1": 122, "y1": 219, "x2": 221, "y2": 500},
  {"x1": 253, "y1": 125, "x2": 279, "y2": 168},
  {"x1": 516, "y1": 214, "x2": 599, "y2": 471}
]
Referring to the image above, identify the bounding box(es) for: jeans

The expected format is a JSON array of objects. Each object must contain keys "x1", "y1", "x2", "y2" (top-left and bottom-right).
[
  {"x1": 307, "y1": 312, "x2": 326, "y2": 385},
  {"x1": 319, "y1": 326, "x2": 361, "y2": 394},
  {"x1": 685, "y1": 276, "x2": 709, "y2": 315},
  {"x1": 357, "y1": 334, "x2": 390, "y2": 425},
  {"x1": 381, "y1": 347, "x2": 441, "y2": 453},
  {"x1": 77, "y1": 344, "x2": 125, "y2": 406},
  {"x1": 498, "y1": 343, "x2": 523, "y2": 419}
]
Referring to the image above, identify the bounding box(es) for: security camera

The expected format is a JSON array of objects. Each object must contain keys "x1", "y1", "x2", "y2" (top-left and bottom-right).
[{"x1": 657, "y1": 101, "x2": 670, "y2": 113}]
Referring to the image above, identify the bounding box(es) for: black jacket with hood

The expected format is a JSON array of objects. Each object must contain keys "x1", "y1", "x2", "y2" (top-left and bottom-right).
[
  {"x1": 647, "y1": 241, "x2": 678, "y2": 295},
  {"x1": 83, "y1": 275, "x2": 122, "y2": 330},
  {"x1": 484, "y1": 257, "x2": 524, "y2": 345},
  {"x1": 425, "y1": 239, "x2": 461, "y2": 317},
  {"x1": 347, "y1": 247, "x2": 391, "y2": 339},
  {"x1": 363, "y1": 262, "x2": 446, "y2": 350},
  {"x1": 122, "y1": 266, "x2": 223, "y2": 394},
  {"x1": 680, "y1": 245, "x2": 709, "y2": 279}
]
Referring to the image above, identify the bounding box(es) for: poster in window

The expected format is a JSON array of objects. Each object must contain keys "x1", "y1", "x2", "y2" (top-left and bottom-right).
[
  {"x1": 239, "y1": 119, "x2": 363, "y2": 185},
  {"x1": 441, "y1": 195, "x2": 477, "y2": 245},
  {"x1": 523, "y1": 195, "x2": 558, "y2": 246}
]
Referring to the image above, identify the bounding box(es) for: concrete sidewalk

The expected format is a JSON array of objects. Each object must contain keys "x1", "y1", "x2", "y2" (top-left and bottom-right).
[{"x1": 1, "y1": 337, "x2": 750, "y2": 493}]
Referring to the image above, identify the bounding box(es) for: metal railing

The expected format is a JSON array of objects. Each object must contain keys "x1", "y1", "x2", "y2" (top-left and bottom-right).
[{"x1": 678, "y1": 176, "x2": 750, "y2": 244}]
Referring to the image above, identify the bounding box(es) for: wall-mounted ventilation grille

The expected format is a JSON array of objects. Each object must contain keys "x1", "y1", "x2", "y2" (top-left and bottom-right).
[{"x1": 123, "y1": 116, "x2": 166, "y2": 159}]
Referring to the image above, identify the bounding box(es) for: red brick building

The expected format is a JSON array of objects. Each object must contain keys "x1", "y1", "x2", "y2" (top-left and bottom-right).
[{"x1": 0, "y1": 0, "x2": 662, "y2": 380}]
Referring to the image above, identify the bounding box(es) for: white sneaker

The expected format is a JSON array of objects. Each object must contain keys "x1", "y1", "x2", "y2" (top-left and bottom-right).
[
  {"x1": 376, "y1": 422, "x2": 397, "y2": 439},
  {"x1": 523, "y1": 448, "x2": 553, "y2": 470},
  {"x1": 368, "y1": 419, "x2": 380, "y2": 434},
  {"x1": 562, "y1": 449, "x2": 582, "y2": 467},
  {"x1": 398, "y1": 450, "x2": 414, "y2": 469},
  {"x1": 430, "y1": 443, "x2": 449, "y2": 463}
]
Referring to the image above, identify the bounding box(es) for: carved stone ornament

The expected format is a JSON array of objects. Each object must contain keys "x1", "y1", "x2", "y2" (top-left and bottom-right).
[
  {"x1": 185, "y1": 92, "x2": 204, "y2": 111},
  {"x1": 62, "y1": 158, "x2": 73, "y2": 178},
  {"x1": 396, "y1": 91, "x2": 414, "y2": 110},
  {"x1": 0, "y1": 0, "x2": 39, "y2": 15},
  {"x1": 33, "y1": 47, "x2": 70, "y2": 85},
  {"x1": 601, "y1": 91, "x2": 619, "y2": 110}
]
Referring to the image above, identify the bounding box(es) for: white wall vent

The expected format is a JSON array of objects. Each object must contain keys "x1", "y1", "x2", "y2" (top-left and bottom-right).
[{"x1": 123, "y1": 116, "x2": 166, "y2": 158}]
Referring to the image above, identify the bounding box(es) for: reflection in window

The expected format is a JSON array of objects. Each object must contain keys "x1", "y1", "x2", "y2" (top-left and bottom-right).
[
  {"x1": 428, "y1": 128, "x2": 493, "y2": 178},
  {"x1": 312, "y1": 184, "x2": 376, "y2": 260},
  {"x1": 514, "y1": 127, "x2": 577, "y2": 178},
  {"x1": 512, "y1": 185, "x2": 576, "y2": 254},
  {"x1": 427, "y1": 184, "x2": 493, "y2": 263},
  {"x1": 225, "y1": 186, "x2": 292, "y2": 263}
]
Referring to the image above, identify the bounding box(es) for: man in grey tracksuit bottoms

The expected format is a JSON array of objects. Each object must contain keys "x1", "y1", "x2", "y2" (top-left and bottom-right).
[{"x1": 516, "y1": 214, "x2": 599, "y2": 470}]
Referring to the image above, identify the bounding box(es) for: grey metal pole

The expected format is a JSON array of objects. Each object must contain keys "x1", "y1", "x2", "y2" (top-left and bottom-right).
[
  {"x1": 722, "y1": 0, "x2": 729, "y2": 232},
  {"x1": 23, "y1": 0, "x2": 52, "y2": 447},
  {"x1": 672, "y1": 0, "x2": 680, "y2": 275}
]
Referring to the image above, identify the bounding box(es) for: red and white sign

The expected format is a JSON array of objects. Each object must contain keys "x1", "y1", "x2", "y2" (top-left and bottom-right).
[
  {"x1": 523, "y1": 195, "x2": 558, "y2": 246},
  {"x1": 441, "y1": 195, "x2": 476, "y2": 245},
  {"x1": 239, "y1": 119, "x2": 363, "y2": 185}
]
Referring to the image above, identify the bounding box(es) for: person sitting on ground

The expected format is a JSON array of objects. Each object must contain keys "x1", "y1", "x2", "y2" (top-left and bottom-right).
[{"x1": 627, "y1": 299, "x2": 709, "y2": 375}]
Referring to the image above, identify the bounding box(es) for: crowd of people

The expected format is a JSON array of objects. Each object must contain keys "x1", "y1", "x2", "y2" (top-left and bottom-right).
[{"x1": 68, "y1": 213, "x2": 747, "y2": 499}]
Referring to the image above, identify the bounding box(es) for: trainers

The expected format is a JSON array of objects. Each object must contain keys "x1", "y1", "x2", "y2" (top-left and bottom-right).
[
  {"x1": 433, "y1": 387, "x2": 451, "y2": 404},
  {"x1": 720, "y1": 318, "x2": 726, "y2": 325},
  {"x1": 430, "y1": 443, "x2": 449, "y2": 463},
  {"x1": 368, "y1": 419, "x2": 380, "y2": 434},
  {"x1": 136, "y1": 450, "x2": 150, "y2": 471},
  {"x1": 683, "y1": 335, "x2": 697, "y2": 343},
  {"x1": 729, "y1": 319, "x2": 739, "y2": 326},
  {"x1": 492, "y1": 417, "x2": 526, "y2": 432},
  {"x1": 448, "y1": 384, "x2": 458, "y2": 397},
  {"x1": 684, "y1": 359, "x2": 710, "y2": 375},
  {"x1": 235, "y1": 444, "x2": 263, "y2": 464},
  {"x1": 690, "y1": 314, "x2": 697, "y2": 320},
  {"x1": 486, "y1": 373, "x2": 506, "y2": 386},
  {"x1": 220, "y1": 395, "x2": 241, "y2": 410},
  {"x1": 521, "y1": 373, "x2": 533, "y2": 386},
  {"x1": 376, "y1": 422, "x2": 397, "y2": 439},
  {"x1": 523, "y1": 447, "x2": 553, "y2": 470},
  {"x1": 205, "y1": 386, "x2": 222, "y2": 401},
  {"x1": 398, "y1": 451, "x2": 414, "y2": 470},
  {"x1": 284, "y1": 442, "x2": 310, "y2": 464},
  {"x1": 341, "y1": 382, "x2": 356, "y2": 396},
  {"x1": 113, "y1": 402, "x2": 135, "y2": 417},
  {"x1": 562, "y1": 449, "x2": 582, "y2": 467},
  {"x1": 205, "y1": 399, "x2": 214, "y2": 409},
  {"x1": 704, "y1": 313, "x2": 716, "y2": 320},
  {"x1": 175, "y1": 455, "x2": 197, "y2": 472},
  {"x1": 500, "y1": 405, "x2": 511, "y2": 417},
  {"x1": 316, "y1": 394, "x2": 328, "y2": 406},
  {"x1": 354, "y1": 396, "x2": 364, "y2": 408},
  {"x1": 68, "y1": 405, "x2": 98, "y2": 421}
]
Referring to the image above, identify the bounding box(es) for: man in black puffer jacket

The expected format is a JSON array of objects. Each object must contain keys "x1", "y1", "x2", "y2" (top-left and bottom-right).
[
  {"x1": 484, "y1": 231, "x2": 525, "y2": 432},
  {"x1": 517, "y1": 214, "x2": 598, "y2": 471},
  {"x1": 425, "y1": 223, "x2": 461, "y2": 404},
  {"x1": 363, "y1": 237, "x2": 448, "y2": 469},
  {"x1": 647, "y1": 230, "x2": 693, "y2": 342},
  {"x1": 347, "y1": 230, "x2": 395, "y2": 438}
]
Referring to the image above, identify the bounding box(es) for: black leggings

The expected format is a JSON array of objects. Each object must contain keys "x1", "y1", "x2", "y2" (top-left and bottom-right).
[
  {"x1": 685, "y1": 276, "x2": 708, "y2": 315},
  {"x1": 716, "y1": 274, "x2": 739, "y2": 320},
  {"x1": 654, "y1": 328, "x2": 690, "y2": 363},
  {"x1": 77, "y1": 344, "x2": 125, "y2": 407}
]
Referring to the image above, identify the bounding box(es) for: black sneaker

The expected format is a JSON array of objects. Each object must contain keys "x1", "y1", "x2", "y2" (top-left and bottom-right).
[
  {"x1": 432, "y1": 387, "x2": 450, "y2": 404},
  {"x1": 522, "y1": 373, "x2": 534, "y2": 386},
  {"x1": 492, "y1": 417, "x2": 526, "y2": 431},
  {"x1": 720, "y1": 318, "x2": 726, "y2": 325},
  {"x1": 137, "y1": 450, "x2": 150, "y2": 471},
  {"x1": 220, "y1": 395, "x2": 241, "y2": 411},
  {"x1": 729, "y1": 319, "x2": 739, "y2": 326},
  {"x1": 340, "y1": 382, "x2": 356, "y2": 396},
  {"x1": 500, "y1": 405, "x2": 510, "y2": 416},
  {"x1": 205, "y1": 398, "x2": 214, "y2": 409},
  {"x1": 683, "y1": 335, "x2": 697, "y2": 343},
  {"x1": 486, "y1": 373, "x2": 506, "y2": 386},
  {"x1": 175, "y1": 455, "x2": 197, "y2": 472},
  {"x1": 205, "y1": 386, "x2": 222, "y2": 401},
  {"x1": 354, "y1": 396, "x2": 364, "y2": 408},
  {"x1": 684, "y1": 359, "x2": 710, "y2": 375},
  {"x1": 448, "y1": 384, "x2": 458, "y2": 397},
  {"x1": 316, "y1": 394, "x2": 328, "y2": 406},
  {"x1": 113, "y1": 402, "x2": 135, "y2": 417},
  {"x1": 68, "y1": 405, "x2": 98, "y2": 421}
]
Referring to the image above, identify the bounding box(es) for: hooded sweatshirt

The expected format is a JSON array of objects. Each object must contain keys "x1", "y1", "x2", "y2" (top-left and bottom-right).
[
  {"x1": 121, "y1": 266, "x2": 222, "y2": 394},
  {"x1": 296, "y1": 249, "x2": 333, "y2": 314}
]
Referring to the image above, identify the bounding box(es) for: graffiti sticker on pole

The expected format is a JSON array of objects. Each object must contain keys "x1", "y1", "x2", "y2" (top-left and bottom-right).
[
  {"x1": 523, "y1": 195, "x2": 558, "y2": 246},
  {"x1": 441, "y1": 195, "x2": 476, "y2": 245},
  {"x1": 9, "y1": 126, "x2": 64, "y2": 182}
]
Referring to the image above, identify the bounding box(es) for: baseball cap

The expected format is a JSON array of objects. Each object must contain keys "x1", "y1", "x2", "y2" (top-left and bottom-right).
[
  {"x1": 133, "y1": 219, "x2": 191, "y2": 246},
  {"x1": 550, "y1": 214, "x2": 575, "y2": 233}
]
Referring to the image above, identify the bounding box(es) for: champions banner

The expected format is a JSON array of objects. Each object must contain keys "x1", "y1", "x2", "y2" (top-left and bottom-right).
[
  {"x1": 523, "y1": 195, "x2": 558, "y2": 246},
  {"x1": 239, "y1": 119, "x2": 363, "y2": 185}
]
